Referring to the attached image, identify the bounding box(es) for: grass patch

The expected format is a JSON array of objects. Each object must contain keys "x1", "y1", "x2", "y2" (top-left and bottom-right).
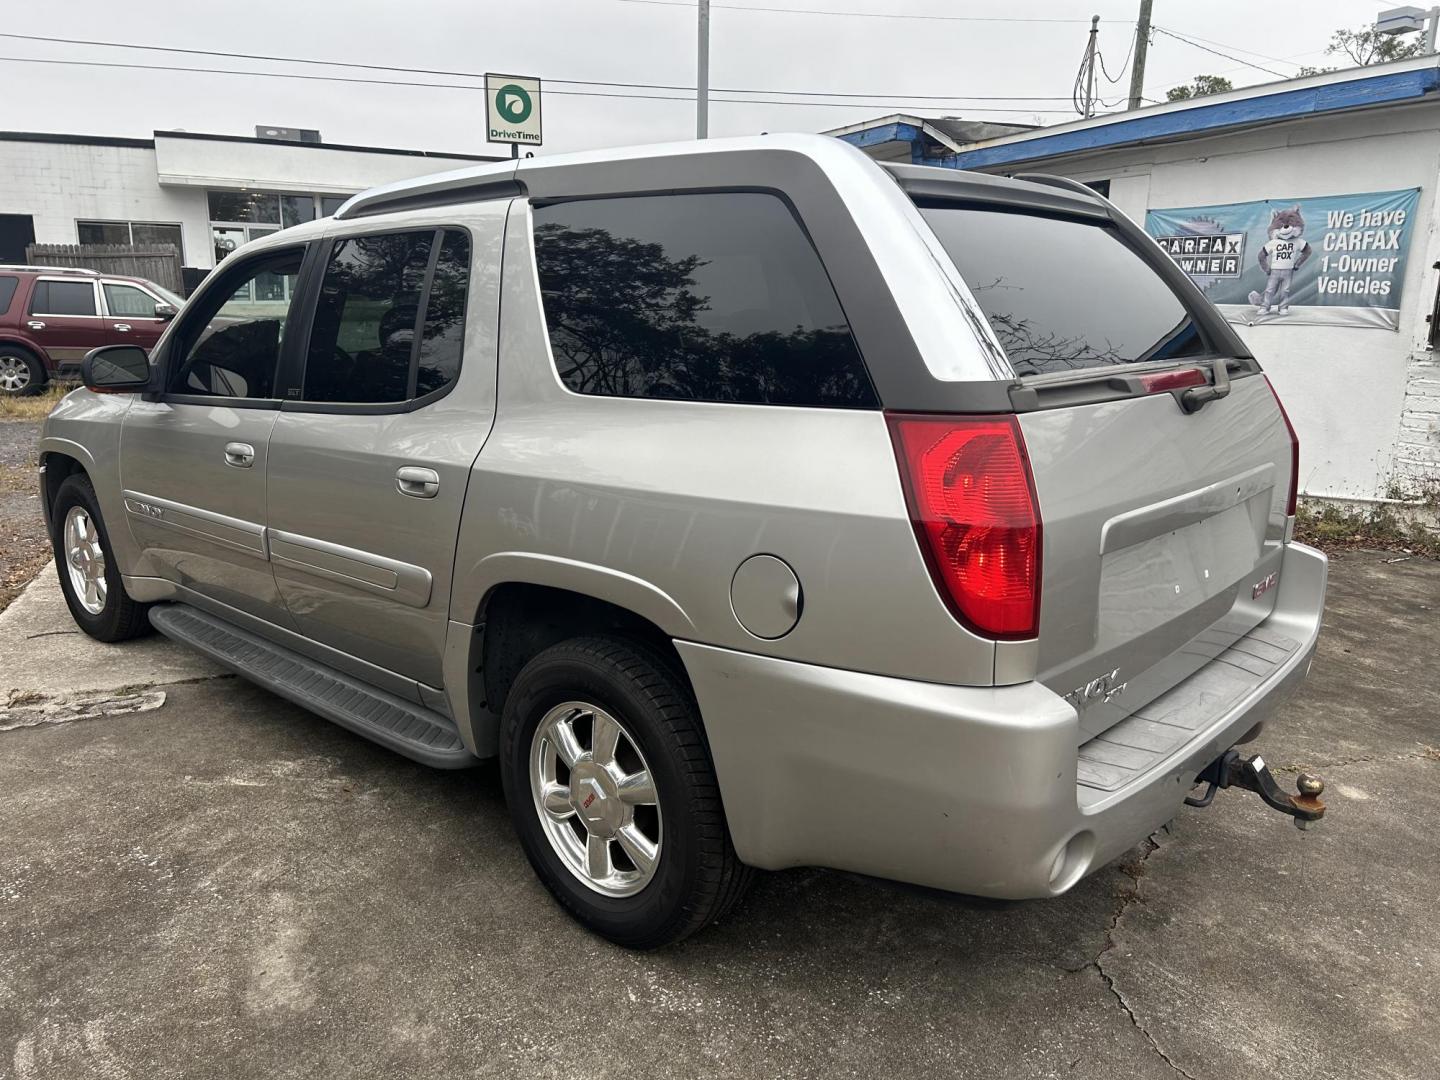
[
  {"x1": 1294, "y1": 499, "x2": 1440, "y2": 560},
  {"x1": 0, "y1": 383, "x2": 69, "y2": 422}
]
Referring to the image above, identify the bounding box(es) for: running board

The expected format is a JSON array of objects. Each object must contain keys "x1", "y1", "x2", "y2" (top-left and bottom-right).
[{"x1": 149, "y1": 604, "x2": 477, "y2": 769}]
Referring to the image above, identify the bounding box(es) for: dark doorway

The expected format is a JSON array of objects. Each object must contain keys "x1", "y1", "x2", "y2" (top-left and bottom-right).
[{"x1": 0, "y1": 214, "x2": 36, "y2": 263}]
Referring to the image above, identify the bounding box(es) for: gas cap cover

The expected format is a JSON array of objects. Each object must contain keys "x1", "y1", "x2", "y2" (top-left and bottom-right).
[{"x1": 730, "y1": 554, "x2": 802, "y2": 639}]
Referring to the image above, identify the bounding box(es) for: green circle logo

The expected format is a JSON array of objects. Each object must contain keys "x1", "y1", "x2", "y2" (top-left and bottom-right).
[{"x1": 496, "y1": 84, "x2": 533, "y2": 125}]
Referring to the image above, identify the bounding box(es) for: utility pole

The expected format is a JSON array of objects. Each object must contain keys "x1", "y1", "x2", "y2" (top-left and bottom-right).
[
  {"x1": 1082, "y1": 15, "x2": 1100, "y2": 118},
  {"x1": 697, "y1": 0, "x2": 710, "y2": 138},
  {"x1": 1128, "y1": 0, "x2": 1153, "y2": 110}
]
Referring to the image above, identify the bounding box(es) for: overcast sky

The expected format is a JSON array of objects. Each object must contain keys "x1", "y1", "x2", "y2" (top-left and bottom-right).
[{"x1": 0, "y1": 0, "x2": 1390, "y2": 156}]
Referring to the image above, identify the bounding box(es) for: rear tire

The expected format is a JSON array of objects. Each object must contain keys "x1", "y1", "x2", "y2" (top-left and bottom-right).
[
  {"x1": 49, "y1": 474, "x2": 152, "y2": 642},
  {"x1": 500, "y1": 635, "x2": 753, "y2": 948},
  {"x1": 0, "y1": 346, "x2": 44, "y2": 397}
]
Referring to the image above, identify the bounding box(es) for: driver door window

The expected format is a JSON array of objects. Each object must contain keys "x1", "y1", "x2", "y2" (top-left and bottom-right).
[{"x1": 168, "y1": 248, "x2": 304, "y2": 400}]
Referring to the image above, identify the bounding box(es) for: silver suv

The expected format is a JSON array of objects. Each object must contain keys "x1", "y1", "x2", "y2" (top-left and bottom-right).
[{"x1": 39, "y1": 135, "x2": 1327, "y2": 947}]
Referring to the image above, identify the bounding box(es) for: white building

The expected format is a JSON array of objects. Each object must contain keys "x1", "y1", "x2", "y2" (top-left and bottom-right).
[
  {"x1": 0, "y1": 128, "x2": 500, "y2": 275},
  {"x1": 830, "y1": 56, "x2": 1440, "y2": 503}
]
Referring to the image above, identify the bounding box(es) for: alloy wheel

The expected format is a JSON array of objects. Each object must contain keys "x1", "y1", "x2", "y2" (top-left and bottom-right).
[
  {"x1": 63, "y1": 505, "x2": 107, "y2": 615},
  {"x1": 0, "y1": 355, "x2": 31, "y2": 393},
  {"x1": 529, "y1": 700, "x2": 662, "y2": 897}
]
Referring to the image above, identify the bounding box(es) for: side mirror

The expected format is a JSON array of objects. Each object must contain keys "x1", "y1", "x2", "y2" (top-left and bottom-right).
[
  {"x1": 154, "y1": 302, "x2": 178, "y2": 320},
  {"x1": 81, "y1": 345, "x2": 156, "y2": 394}
]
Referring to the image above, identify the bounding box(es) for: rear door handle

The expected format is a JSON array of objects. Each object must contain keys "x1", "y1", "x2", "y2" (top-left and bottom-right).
[
  {"x1": 224, "y1": 442, "x2": 255, "y2": 468},
  {"x1": 396, "y1": 466, "x2": 440, "y2": 498},
  {"x1": 113, "y1": 323, "x2": 131, "y2": 332},
  {"x1": 27, "y1": 320, "x2": 44, "y2": 331}
]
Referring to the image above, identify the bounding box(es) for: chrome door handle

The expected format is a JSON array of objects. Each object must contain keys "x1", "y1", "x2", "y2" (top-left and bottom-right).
[
  {"x1": 113, "y1": 323, "x2": 131, "y2": 332},
  {"x1": 224, "y1": 442, "x2": 255, "y2": 468},
  {"x1": 396, "y1": 466, "x2": 439, "y2": 498},
  {"x1": 27, "y1": 320, "x2": 44, "y2": 330}
]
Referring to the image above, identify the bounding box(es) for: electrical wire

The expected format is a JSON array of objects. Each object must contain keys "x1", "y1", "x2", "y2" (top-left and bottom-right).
[
  {"x1": 1151, "y1": 25, "x2": 1288, "y2": 78},
  {"x1": 0, "y1": 31, "x2": 1075, "y2": 103},
  {"x1": 0, "y1": 53, "x2": 1079, "y2": 112},
  {"x1": 615, "y1": 0, "x2": 1117, "y2": 23}
]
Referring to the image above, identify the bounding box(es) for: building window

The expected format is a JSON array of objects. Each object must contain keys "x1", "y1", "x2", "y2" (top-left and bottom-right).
[
  {"x1": 1083, "y1": 179, "x2": 1112, "y2": 198},
  {"x1": 208, "y1": 191, "x2": 353, "y2": 266},
  {"x1": 76, "y1": 220, "x2": 184, "y2": 260}
]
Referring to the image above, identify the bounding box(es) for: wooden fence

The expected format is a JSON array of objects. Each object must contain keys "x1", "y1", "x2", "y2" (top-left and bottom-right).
[{"x1": 23, "y1": 243, "x2": 184, "y2": 293}]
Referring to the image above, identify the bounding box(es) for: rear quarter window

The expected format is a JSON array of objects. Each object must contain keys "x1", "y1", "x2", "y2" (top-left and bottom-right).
[
  {"x1": 0, "y1": 276, "x2": 17, "y2": 315},
  {"x1": 531, "y1": 192, "x2": 877, "y2": 408},
  {"x1": 917, "y1": 205, "x2": 1207, "y2": 377}
]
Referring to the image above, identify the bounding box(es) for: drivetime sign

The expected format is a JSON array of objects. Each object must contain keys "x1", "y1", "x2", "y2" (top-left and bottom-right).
[{"x1": 486, "y1": 74, "x2": 543, "y2": 146}]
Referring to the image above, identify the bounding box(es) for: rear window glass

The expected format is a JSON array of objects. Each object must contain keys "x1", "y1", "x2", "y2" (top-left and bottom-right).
[
  {"x1": 30, "y1": 279, "x2": 97, "y2": 317},
  {"x1": 917, "y1": 206, "x2": 1206, "y2": 377},
  {"x1": 0, "y1": 276, "x2": 16, "y2": 315},
  {"x1": 532, "y1": 193, "x2": 876, "y2": 408}
]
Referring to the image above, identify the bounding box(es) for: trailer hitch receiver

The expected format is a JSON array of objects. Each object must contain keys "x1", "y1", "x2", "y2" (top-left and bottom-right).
[{"x1": 1184, "y1": 750, "x2": 1326, "y2": 830}]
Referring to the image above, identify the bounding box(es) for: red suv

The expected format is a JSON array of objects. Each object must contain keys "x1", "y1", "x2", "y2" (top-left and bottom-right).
[{"x1": 0, "y1": 265, "x2": 182, "y2": 396}]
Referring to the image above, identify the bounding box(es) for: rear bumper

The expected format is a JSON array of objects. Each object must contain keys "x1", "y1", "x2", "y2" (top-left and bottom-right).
[{"x1": 677, "y1": 541, "x2": 1327, "y2": 899}]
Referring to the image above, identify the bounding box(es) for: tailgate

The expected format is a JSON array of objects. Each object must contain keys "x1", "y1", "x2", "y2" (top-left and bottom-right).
[{"x1": 1020, "y1": 375, "x2": 1291, "y2": 740}]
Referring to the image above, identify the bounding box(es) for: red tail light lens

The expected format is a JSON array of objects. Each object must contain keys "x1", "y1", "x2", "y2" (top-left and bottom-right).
[
  {"x1": 1137, "y1": 367, "x2": 1206, "y2": 394},
  {"x1": 888, "y1": 414, "x2": 1042, "y2": 639},
  {"x1": 1264, "y1": 376, "x2": 1300, "y2": 515}
]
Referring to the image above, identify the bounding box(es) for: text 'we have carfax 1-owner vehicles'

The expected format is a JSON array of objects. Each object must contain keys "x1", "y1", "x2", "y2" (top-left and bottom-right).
[{"x1": 41, "y1": 134, "x2": 1328, "y2": 948}]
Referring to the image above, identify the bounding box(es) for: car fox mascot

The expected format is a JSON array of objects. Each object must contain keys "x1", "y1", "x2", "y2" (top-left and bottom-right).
[{"x1": 1248, "y1": 206, "x2": 1312, "y2": 316}]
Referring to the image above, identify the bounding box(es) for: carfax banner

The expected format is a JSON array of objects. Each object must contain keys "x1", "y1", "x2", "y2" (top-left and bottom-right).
[{"x1": 1145, "y1": 188, "x2": 1420, "y2": 330}]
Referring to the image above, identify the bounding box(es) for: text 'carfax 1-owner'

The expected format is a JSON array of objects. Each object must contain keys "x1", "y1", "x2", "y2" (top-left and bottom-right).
[
  {"x1": 1145, "y1": 189, "x2": 1420, "y2": 331},
  {"x1": 486, "y1": 74, "x2": 543, "y2": 147}
]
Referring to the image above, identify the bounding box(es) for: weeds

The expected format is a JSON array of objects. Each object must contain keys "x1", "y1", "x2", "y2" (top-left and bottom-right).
[
  {"x1": 1294, "y1": 498, "x2": 1440, "y2": 559},
  {"x1": 0, "y1": 383, "x2": 69, "y2": 422}
]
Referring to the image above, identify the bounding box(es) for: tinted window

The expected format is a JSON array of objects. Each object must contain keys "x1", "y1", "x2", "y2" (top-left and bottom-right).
[
  {"x1": 532, "y1": 193, "x2": 875, "y2": 408},
  {"x1": 302, "y1": 230, "x2": 442, "y2": 404},
  {"x1": 30, "y1": 280, "x2": 96, "y2": 316},
  {"x1": 77, "y1": 221, "x2": 130, "y2": 245},
  {"x1": 169, "y1": 249, "x2": 303, "y2": 399},
  {"x1": 416, "y1": 230, "x2": 470, "y2": 397},
  {"x1": 918, "y1": 206, "x2": 1206, "y2": 376},
  {"x1": 0, "y1": 276, "x2": 16, "y2": 315},
  {"x1": 208, "y1": 192, "x2": 281, "y2": 224},
  {"x1": 131, "y1": 223, "x2": 183, "y2": 254},
  {"x1": 104, "y1": 283, "x2": 158, "y2": 317}
]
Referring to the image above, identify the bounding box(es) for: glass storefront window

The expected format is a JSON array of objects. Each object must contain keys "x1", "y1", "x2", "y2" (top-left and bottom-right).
[
  {"x1": 320, "y1": 195, "x2": 348, "y2": 217},
  {"x1": 207, "y1": 191, "x2": 281, "y2": 225},
  {"x1": 280, "y1": 195, "x2": 317, "y2": 229}
]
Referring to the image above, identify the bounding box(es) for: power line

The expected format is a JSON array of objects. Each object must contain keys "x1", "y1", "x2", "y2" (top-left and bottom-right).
[
  {"x1": 0, "y1": 54, "x2": 1079, "y2": 112},
  {"x1": 616, "y1": 0, "x2": 1117, "y2": 23},
  {"x1": 0, "y1": 31, "x2": 1074, "y2": 102},
  {"x1": 1151, "y1": 25, "x2": 1289, "y2": 78}
]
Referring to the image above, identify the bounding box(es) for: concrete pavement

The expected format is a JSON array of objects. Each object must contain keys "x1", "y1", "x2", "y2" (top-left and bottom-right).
[{"x1": 1, "y1": 552, "x2": 1436, "y2": 1079}]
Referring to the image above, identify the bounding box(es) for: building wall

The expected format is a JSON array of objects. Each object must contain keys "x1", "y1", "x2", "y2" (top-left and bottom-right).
[
  {"x1": 978, "y1": 104, "x2": 1440, "y2": 500},
  {"x1": 0, "y1": 134, "x2": 494, "y2": 272},
  {"x1": 0, "y1": 139, "x2": 209, "y2": 265}
]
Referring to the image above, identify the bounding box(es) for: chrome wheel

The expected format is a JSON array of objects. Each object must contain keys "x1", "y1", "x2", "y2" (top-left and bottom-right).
[
  {"x1": 0, "y1": 354, "x2": 32, "y2": 393},
  {"x1": 63, "y1": 505, "x2": 107, "y2": 615},
  {"x1": 530, "y1": 701, "x2": 662, "y2": 897}
]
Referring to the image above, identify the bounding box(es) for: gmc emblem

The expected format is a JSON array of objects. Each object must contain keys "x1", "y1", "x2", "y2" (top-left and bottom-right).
[{"x1": 1252, "y1": 572, "x2": 1279, "y2": 600}]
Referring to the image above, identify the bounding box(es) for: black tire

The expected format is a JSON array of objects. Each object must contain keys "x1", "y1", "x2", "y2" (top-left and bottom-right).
[
  {"x1": 0, "y1": 346, "x2": 45, "y2": 397},
  {"x1": 49, "y1": 473, "x2": 152, "y2": 642},
  {"x1": 499, "y1": 635, "x2": 753, "y2": 949}
]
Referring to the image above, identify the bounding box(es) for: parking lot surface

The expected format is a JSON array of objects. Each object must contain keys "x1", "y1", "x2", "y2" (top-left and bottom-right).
[{"x1": 1, "y1": 550, "x2": 1437, "y2": 1080}]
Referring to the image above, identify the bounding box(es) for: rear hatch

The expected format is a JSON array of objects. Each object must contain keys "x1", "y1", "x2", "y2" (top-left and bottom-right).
[{"x1": 910, "y1": 189, "x2": 1295, "y2": 742}]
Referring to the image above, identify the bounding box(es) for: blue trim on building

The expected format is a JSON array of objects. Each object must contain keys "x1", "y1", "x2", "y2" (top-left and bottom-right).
[
  {"x1": 840, "y1": 122, "x2": 922, "y2": 151},
  {"x1": 837, "y1": 68, "x2": 1440, "y2": 171}
]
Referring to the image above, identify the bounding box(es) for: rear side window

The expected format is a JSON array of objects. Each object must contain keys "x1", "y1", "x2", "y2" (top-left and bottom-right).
[
  {"x1": 917, "y1": 205, "x2": 1206, "y2": 377},
  {"x1": 30, "y1": 280, "x2": 97, "y2": 317},
  {"x1": 0, "y1": 276, "x2": 16, "y2": 315},
  {"x1": 532, "y1": 193, "x2": 876, "y2": 408},
  {"x1": 301, "y1": 228, "x2": 469, "y2": 405}
]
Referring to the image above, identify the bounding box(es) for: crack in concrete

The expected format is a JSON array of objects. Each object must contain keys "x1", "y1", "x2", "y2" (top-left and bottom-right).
[
  {"x1": 1273, "y1": 749, "x2": 1440, "y2": 771},
  {"x1": 1076, "y1": 833, "x2": 1202, "y2": 1080}
]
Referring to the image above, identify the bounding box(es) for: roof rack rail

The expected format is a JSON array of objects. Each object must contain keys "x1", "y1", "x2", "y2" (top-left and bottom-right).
[{"x1": 0, "y1": 264, "x2": 101, "y2": 276}]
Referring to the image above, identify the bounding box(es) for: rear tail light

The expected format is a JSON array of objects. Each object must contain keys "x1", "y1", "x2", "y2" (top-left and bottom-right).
[
  {"x1": 888, "y1": 414, "x2": 1042, "y2": 640},
  {"x1": 1264, "y1": 376, "x2": 1300, "y2": 515}
]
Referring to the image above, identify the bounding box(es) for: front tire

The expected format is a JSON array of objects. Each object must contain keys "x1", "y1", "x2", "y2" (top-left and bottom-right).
[
  {"x1": 0, "y1": 347, "x2": 44, "y2": 397},
  {"x1": 49, "y1": 474, "x2": 151, "y2": 641},
  {"x1": 500, "y1": 636, "x2": 752, "y2": 948}
]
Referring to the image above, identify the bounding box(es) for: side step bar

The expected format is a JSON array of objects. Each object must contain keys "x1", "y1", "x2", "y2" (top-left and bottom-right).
[{"x1": 149, "y1": 604, "x2": 477, "y2": 769}]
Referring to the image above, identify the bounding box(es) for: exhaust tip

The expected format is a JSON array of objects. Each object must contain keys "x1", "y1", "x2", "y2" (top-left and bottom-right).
[{"x1": 1047, "y1": 831, "x2": 1096, "y2": 894}]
